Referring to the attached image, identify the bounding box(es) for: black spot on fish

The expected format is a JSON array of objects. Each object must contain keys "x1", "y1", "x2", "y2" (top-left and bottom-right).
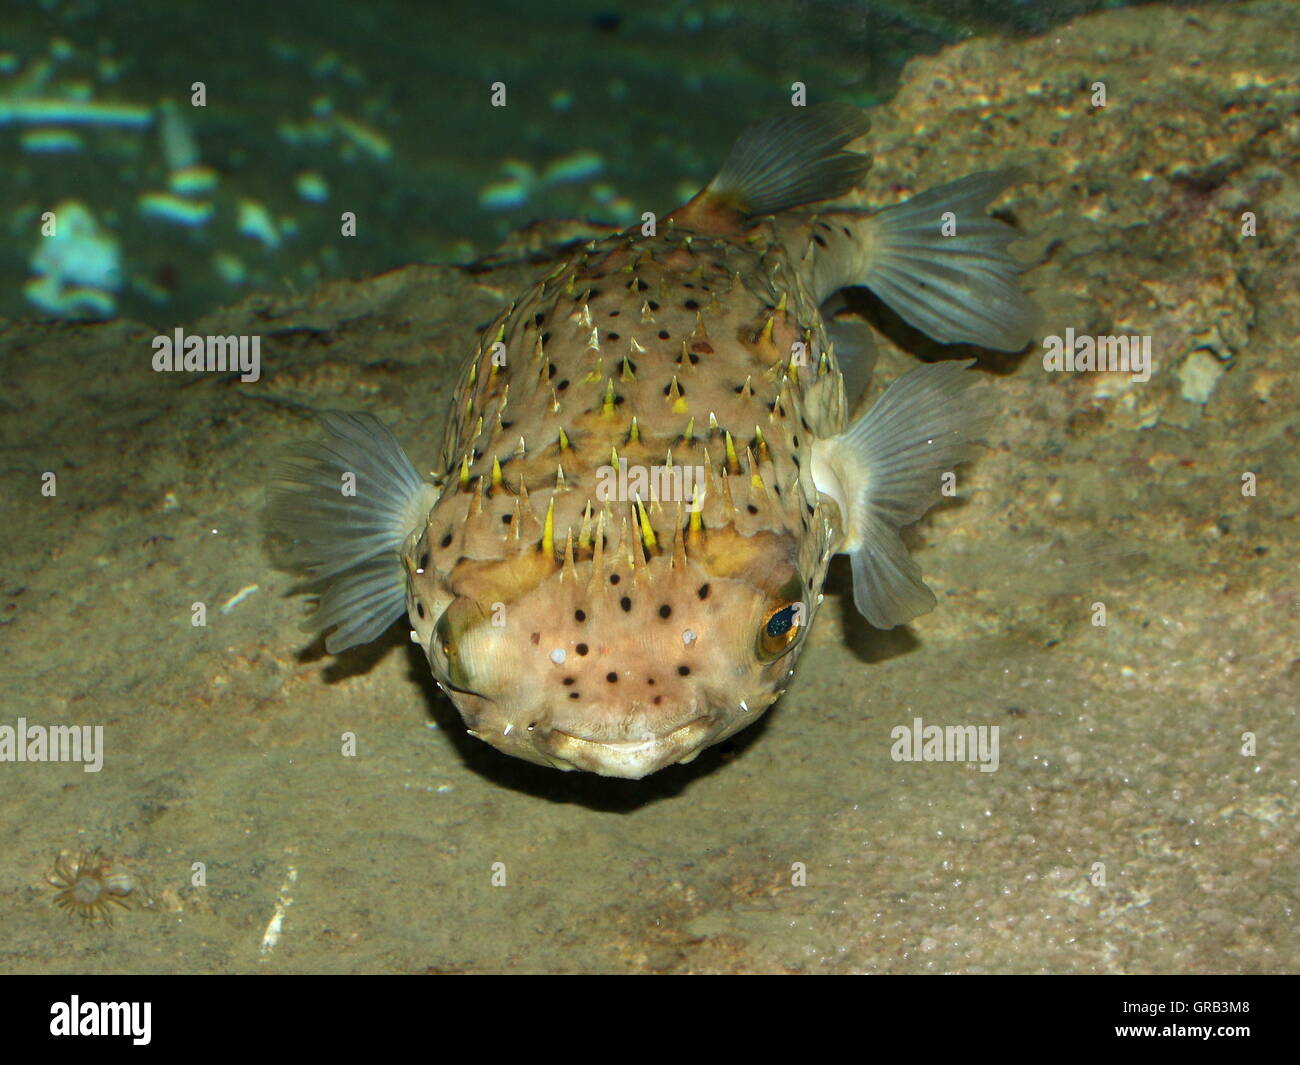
[
  {"x1": 658, "y1": 604, "x2": 671, "y2": 619},
  {"x1": 636, "y1": 279, "x2": 650, "y2": 292},
  {"x1": 547, "y1": 363, "x2": 557, "y2": 379},
  {"x1": 812, "y1": 232, "x2": 827, "y2": 248},
  {"x1": 747, "y1": 504, "x2": 759, "y2": 514},
  {"x1": 419, "y1": 550, "x2": 430, "y2": 569},
  {"x1": 575, "y1": 609, "x2": 586, "y2": 622},
  {"x1": 609, "y1": 573, "x2": 620, "y2": 585},
  {"x1": 683, "y1": 299, "x2": 699, "y2": 311},
  {"x1": 576, "y1": 642, "x2": 588, "y2": 655},
  {"x1": 563, "y1": 676, "x2": 574, "y2": 685},
  {"x1": 608, "y1": 331, "x2": 620, "y2": 340},
  {"x1": 606, "y1": 672, "x2": 618, "y2": 683},
  {"x1": 557, "y1": 379, "x2": 570, "y2": 391},
  {"x1": 620, "y1": 595, "x2": 632, "y2": 612},
  {"x1": 501, "y1": 514, "x2": 512, "y2": 524},
  {"x1": 440, "y1": 533, "x2": 453, "y2": 548},
  {"x1": 677, "y1": 665, "x2": 690, "y2": 676},
  {"x1": 658, "y1": 330, "x2": 670, "y2": 340},
  {"x1": 647, "y1": 299, "x2": 659, "y2": 310},
  {"x1": 697, "y1": 583, "x2": 710, "y2": 599},
  {"x1": 416, "y1": 602, "x2": 425, "y2": 618},
  {"x1": 569, "y1": 692, "x2": 581, "y2": 700}
]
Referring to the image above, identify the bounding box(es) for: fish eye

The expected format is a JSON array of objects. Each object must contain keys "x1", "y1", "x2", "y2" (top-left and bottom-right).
[{"x1": 757, "y1": 601, "x2": 805, "y2": 661}]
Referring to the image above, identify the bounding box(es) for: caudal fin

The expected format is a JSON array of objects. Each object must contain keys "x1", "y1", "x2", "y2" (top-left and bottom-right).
[
  {"x1": 809, "y1": 360, "x2": 989, "y2": 629},
  {"x1": 269, "y1": 412, "x2": 438, "y2": 652},
  {"x1": 863, "y1": 170, "x2": 1039, "y2": 351}
]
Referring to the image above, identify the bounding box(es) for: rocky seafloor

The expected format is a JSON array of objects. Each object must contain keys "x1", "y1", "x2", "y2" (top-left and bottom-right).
[{"x1": 2, "y1": 0, "x2": 1296, "y2": 973}]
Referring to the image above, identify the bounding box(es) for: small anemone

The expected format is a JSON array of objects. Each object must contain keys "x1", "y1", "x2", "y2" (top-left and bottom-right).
[{"x1": 48, "y1": 849, "x2": 134, "y2": 924}]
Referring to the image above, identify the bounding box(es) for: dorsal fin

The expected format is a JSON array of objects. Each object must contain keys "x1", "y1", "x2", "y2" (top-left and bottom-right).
[{"x1": 669, "y1": 102, "x2": 872, "y2": 233}]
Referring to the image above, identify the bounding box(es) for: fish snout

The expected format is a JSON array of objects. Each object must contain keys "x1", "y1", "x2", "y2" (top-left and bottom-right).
[
  {"x1": 541, "y1": 713, "x2": 717, "y2": 778},
  {"x1": 454, "y1": 689, "x2": 722, "y2": 777}
]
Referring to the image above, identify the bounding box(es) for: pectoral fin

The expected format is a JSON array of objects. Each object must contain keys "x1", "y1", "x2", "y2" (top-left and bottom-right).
[{"x1": 810, "y1": 360, "x2": 989, "y2": 628}]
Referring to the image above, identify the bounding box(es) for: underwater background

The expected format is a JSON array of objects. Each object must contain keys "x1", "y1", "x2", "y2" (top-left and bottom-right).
[
  {"x1": 5, "y1": 0, "x2": 1147, "y2": 325},
  {"x1": 2, "y1": 0, "x2": 1296, "y2": 973}
]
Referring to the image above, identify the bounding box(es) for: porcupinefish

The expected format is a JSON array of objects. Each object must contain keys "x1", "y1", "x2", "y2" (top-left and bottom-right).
[{"x1": 271, "y1": 103, "x2": 1036, "y2": 779}]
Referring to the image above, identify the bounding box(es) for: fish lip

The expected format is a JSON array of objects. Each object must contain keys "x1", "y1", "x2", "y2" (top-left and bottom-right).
[
  {"x1": 548, "y1": 715, "x2": 711, "y2": 751},
  {"x1": 545, "y1": 715, "x2": 713, "y2": 776}
]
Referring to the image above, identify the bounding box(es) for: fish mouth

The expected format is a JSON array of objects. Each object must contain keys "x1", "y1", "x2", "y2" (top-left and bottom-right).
[{"x1": 545, "y1": 716, "x2": 714, "y2": 778}]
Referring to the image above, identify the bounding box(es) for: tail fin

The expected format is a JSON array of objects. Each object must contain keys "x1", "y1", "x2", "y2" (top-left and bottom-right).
[
  {"x1": 269, "y1": 412, "x2": 438, "y2": 652},
  {"x1": 671, "y1": 103, "x2": 872, "y2": 231},
  {"x1": 810, "y1": 360, "x2": 989, "y2": 629},
  {"x1": 862, "y1": 170, "x2": 1038, "y2": 351}
]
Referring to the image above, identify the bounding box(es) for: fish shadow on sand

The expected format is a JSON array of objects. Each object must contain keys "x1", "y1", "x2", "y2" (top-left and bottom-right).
[
  {"x1": 303, "y1": 626, "x2": 408, "y2": 681},
  {"x1": 822, "y1": 554, "x2": 921, "y2": 665}
]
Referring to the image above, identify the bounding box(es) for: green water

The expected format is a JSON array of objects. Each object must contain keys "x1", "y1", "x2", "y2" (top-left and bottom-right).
[{"x1": 2, "y1": 0, "x2": 1150, "y2": 324}]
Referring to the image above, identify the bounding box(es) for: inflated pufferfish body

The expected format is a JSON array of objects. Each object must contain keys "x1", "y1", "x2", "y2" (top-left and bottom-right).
[{"x1": 272, "y1": 104, "x2": 1036, "y2": 778}]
